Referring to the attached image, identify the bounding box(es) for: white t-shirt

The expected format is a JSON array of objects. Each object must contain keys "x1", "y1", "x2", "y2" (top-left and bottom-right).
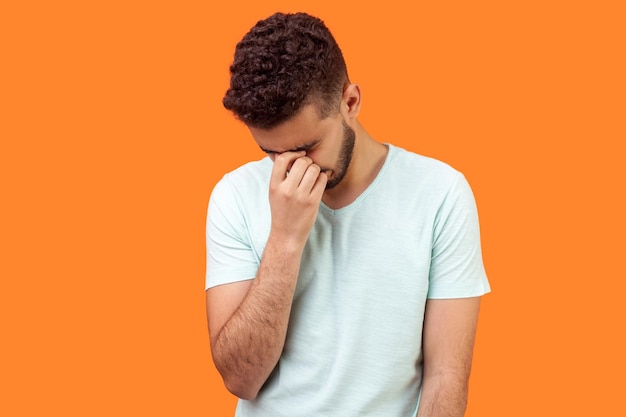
[{"x1": 206, "y1": 144, "x2": 490, "y2": 417}]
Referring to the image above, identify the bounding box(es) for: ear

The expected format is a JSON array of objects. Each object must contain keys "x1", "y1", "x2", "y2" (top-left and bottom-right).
[{"x1": 341, "y1": 83, "x2": 361, "y2": 120}]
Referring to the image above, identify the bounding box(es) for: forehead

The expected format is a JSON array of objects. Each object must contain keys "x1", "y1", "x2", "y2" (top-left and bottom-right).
[{"x1": 249, "y1": 104, "x2": 338, "y2": 153}]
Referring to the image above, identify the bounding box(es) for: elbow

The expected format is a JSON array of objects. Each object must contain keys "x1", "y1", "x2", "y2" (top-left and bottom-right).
[
  {"x1": 224, "y1": 377, "x2": 261, "y2": 400},
  {"x1": 211, "y1": 346, "x2": 266, "y2": 400}
]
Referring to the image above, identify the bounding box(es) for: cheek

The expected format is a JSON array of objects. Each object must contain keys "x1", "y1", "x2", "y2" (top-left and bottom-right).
[{"x1": 308, "y1": 143, "x2": 338, "y2": 169}]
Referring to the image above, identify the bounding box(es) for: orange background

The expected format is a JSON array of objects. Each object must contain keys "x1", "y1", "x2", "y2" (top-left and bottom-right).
[{"x1": 1, "y1": 0, "x2": 625, "y2": 416}]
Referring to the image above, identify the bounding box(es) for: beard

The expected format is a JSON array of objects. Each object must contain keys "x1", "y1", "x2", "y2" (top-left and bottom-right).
[{"x1": 324, "y1": 120, "x2": 356, "y2": 190}]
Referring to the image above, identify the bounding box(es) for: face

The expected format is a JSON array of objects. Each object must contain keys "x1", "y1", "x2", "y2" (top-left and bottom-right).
[
  {"x1": 249, "y1": 104, "x2": 356, "y2": 190},
  {"x1": 326, "y1": 120, "x2": 355, "y2": 189}
]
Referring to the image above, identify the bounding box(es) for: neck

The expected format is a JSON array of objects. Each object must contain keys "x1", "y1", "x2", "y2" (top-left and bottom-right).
[{"x1": 322, "y1": 121, "x2": 388, "y2": 209}]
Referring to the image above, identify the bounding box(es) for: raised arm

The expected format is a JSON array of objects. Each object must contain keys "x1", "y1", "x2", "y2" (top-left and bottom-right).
[
  {"x1": 206, "y1": 152, "x2": 327, "y2": 400},
  {"x1": 417, "y1": 297, "x2": 482, "y2": 417}
]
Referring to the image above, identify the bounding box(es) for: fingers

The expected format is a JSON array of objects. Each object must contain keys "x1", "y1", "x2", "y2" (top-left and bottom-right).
[
  {"x1": 298, "y1": 162, "x2": 321, "y2": 192},
  {"x1": 311, "y1": 171, "x2": 328, "y2": 198},
  {"x1": 286, "y1": 156, "x2": 314, "y2": 187},
  {"x1": 267, "y1": 154, "x2": 327, "y2": 246},
  {"x1": 271, "y1": 151, "x2": 306, "y2": 185},
  {"x1": 271, "y1": 152, "x2": 327, "y2": 198}
]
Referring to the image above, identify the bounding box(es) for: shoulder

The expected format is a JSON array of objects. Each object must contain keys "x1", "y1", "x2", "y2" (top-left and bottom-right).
[
  {"x1": 223, "y1": 157, "x2": 273, "y2": 187},
  {"x1": 384, "y1": 144, "x2": 463, "y2": 194},
  {"x1": 211, "y1": 157, "x2": 273, "y2": 201}
]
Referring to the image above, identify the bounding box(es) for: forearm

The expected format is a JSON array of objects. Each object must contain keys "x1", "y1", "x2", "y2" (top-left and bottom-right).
[
  {"x1": 418, "y1": 297, "x2": 481, "y2": 417},
  {"x1": 417, "y1": 373, "x2": 469, "y2": 417},
  {"x1": 211, "y1": 237, "x2": 303, "y2": 399}
]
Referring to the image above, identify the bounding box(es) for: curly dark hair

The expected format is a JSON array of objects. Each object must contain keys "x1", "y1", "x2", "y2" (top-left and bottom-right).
[{"x1": 223, "y1": 12, "x2": 349, "y2": 129}]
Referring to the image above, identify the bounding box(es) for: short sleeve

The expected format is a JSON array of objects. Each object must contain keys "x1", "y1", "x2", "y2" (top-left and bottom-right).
[
  {"x1": 427, "y1": 172, "x2": 491, "y2": 298},
  {"x1": 205, "y1": 175, "x2": 259, "y2": 290}
]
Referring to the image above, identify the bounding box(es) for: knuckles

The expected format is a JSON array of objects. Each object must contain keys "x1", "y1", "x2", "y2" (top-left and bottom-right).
[{"x1": 289, "y1": 156, "x2": 313, "y2": 171}]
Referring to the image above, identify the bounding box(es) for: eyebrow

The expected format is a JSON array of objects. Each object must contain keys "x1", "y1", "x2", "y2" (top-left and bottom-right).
[{"x1": 259, "y1": 139, "x2": 321, "y2": 154}]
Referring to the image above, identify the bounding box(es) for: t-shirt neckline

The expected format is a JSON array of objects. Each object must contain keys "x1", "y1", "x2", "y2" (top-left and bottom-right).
[{"x1": 319, "y1": 143, "x2": 394, "y2": 216}]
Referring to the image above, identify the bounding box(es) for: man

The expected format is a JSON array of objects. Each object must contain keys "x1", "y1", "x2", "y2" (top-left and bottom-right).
[{"x1": 206, "y1": 12, "x2": 490, "y2": 417}]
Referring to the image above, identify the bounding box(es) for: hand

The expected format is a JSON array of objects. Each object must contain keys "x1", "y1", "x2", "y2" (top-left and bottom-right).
[{"x1": 268, "y1": 151, "x2": 327, "y2": 249}]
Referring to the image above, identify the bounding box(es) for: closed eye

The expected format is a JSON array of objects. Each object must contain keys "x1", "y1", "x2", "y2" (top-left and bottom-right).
[{"x1": 259, "y1": 139, "x2": 320, "y2": 155}]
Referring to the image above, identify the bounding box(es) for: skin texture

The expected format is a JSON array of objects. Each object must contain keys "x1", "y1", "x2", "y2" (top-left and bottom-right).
[
  {"x1": 417, "y1": 297, "x2": 481, "y2": 417},
  {"x1": 207, "y1": 82, "x2": 483, "y2": 415},
  {"x1": 207, "y1": 86, "x2": 366, "y2": 400},
  {"x1": 207, "y1": 150, "x2": 327, "y2": 399}
]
